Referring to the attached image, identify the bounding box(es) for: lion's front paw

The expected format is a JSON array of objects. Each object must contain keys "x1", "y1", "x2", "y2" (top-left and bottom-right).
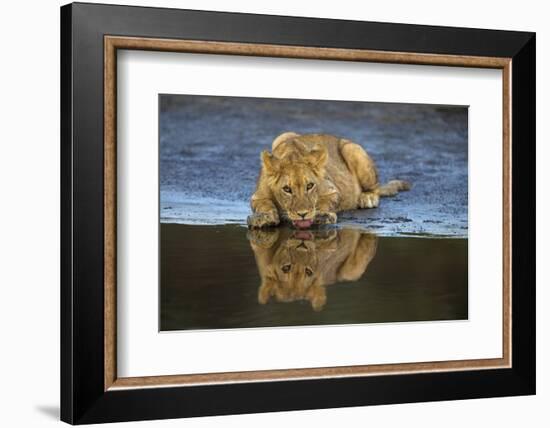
[
  {"x1": 359, "y1": 192, "x2": 380, "y2": 209},
  {"x1": 247, "y1": 211, "x2": 280, "y2": 229},
  {"x1": 247, "y1": 229, "x2": 280, "y2": 248},
  {"x1": 315, "y1": 211, "x2": 337, "y2": 225}
]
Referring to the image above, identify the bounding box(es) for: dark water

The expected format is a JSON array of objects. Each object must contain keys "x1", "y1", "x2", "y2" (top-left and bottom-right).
[{"x1": 160, "y1": 224, "x2": 467, "y2": 331}]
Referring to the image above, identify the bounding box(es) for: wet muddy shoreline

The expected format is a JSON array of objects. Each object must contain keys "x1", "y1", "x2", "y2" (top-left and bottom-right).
[{"x1": 160, "y1": 95, "x2": 468, "y2": 237}]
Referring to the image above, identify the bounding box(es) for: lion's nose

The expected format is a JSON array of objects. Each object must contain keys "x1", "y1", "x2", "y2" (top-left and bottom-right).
[{"x1": 297, "y1": 211, "x2": 308, "y2": 219}]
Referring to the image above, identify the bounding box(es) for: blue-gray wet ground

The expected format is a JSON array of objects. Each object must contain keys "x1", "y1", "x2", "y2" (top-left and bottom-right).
[{"x1": 160, "y1": 95, "x2": 468, "y2": 237}]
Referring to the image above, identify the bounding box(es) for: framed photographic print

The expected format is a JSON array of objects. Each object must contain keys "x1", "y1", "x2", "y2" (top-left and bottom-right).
[{"x1": 60, "y1": 2, "x2": 535, "y2": 424}]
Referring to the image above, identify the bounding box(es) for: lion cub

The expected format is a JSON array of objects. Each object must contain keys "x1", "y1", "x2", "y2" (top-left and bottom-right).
[{"x1": 247, "y1": 132, "x2": 410, "y2": 229}]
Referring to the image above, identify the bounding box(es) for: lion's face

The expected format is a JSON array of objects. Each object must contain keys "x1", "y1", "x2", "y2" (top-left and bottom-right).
[
  {"x1": 260, "y1": 232, "x2": 326, "y2": 311},
  {"x1": 256, "y1": 229, "x2": 337, "y2": 311},
  {"x1": 261, "y1": 147, "x2": 327, "y2": 228}
]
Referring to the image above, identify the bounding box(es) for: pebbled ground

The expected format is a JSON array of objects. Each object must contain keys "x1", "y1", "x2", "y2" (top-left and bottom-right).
[{"x1": 159, "y1": 95, "x2": 468, "y2": 237}]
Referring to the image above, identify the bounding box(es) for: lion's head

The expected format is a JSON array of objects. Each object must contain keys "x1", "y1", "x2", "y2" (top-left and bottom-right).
[
  {"x1": 257, "y1": 229, "x2": 334, "y2": 311},
  {"x1": 261, "y1": 145, "x2": 328, "y2": 229}
]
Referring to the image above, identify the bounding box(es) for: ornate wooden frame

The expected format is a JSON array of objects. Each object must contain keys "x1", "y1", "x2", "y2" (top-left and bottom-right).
[{"x1": 61, "y1": 3, "x2": 535, "y2": 424}]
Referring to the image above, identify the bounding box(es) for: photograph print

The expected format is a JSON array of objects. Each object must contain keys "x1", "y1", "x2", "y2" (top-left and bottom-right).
[{"x1": 159, "y1": 94, "x2": 468, "y2": 331}]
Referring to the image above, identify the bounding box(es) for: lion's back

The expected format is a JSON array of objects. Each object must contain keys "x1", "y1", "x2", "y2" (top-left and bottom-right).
[{"x1": 272, "y1": 133, "x2": 346, "y2": 166}]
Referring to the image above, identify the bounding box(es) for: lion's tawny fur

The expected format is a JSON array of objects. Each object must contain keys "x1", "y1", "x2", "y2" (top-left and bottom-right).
[{"x1": 247, "y1": 132, "x2": 410, "y2": 229}]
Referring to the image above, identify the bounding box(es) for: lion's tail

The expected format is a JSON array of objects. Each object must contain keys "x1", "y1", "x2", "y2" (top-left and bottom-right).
[{"x1": 375, "y1": 180, "x2": 412, "y2": 197}]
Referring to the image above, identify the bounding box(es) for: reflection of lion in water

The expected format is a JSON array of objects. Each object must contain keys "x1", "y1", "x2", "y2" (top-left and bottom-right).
[
  {"x1": 248, "y1": 228, "x2": 378, "y2": 311},
  {"x1": 247, "y1": 132, "x2": 410, "y2": 229}
]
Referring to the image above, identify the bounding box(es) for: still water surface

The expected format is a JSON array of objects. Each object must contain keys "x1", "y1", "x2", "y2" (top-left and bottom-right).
[{"x1": 160, "y1": 224, "x2": 467, "y2": 331}]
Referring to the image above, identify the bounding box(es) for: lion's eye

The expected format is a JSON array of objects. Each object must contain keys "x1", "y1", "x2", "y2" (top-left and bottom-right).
[
  {"x1": 305, "y1": 268, "x2": 313, "y2": 276},
  {"x1": 282, "y1": 264, "x2": 291, "y2": 273},
  {"x1": 306, "y1": 182, "x2": 314, "y2": 190},
  {"x1": 282, "y1": 185, "x2": 292, "y2": 194}
]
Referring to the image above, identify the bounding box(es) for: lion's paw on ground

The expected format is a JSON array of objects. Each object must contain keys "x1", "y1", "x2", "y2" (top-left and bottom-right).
[
  {"x1": 247, "y1": 211, "x2": 280, "y2": 229},
  {"x1": 314, "y1": 212, "x2": 338, "y2": 225}
]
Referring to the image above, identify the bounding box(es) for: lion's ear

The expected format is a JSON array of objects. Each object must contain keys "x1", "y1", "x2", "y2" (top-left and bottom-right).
[
  {"x1": 261, "y1": 151, "x2": 280, "y2": 175},
  {"x1": 306, "y1": 277, "x2": 326, "y2": 311},
  {"x1": 310, "y1": 285, "x2": 327, "y2": 312},
  {"x1": 307, "y1": 146, "x2": 328, "y2": 171},
  {"x1": 258, "y1": 278, "x2": 274, "y2": 304}
]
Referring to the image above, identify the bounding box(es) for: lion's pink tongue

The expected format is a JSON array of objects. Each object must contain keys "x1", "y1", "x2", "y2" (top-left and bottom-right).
[
  {"x1": 293, "y1": 219, "x2": 313, "y2": 229},
  {"x1": 294, "y1": 230, "x2": 313, "y2": 240}
]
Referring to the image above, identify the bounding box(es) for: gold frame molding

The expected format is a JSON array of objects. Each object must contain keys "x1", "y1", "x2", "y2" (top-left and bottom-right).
[{"x1": 104, "y1": 35, "x2": 512, "y2": 391}]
